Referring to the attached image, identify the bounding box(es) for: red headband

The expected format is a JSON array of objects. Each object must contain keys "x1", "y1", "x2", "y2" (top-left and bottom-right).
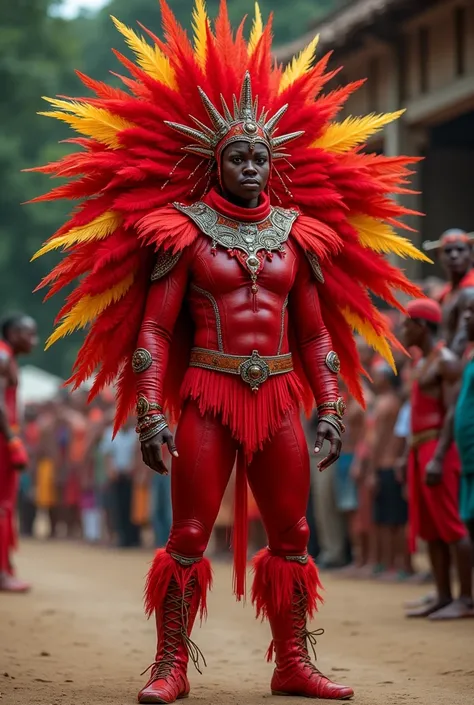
[
  {"x1": 441, "y1": 231, "x2": 470, "y2": 246},
  {"x1": 406, "y1": 298, "x2": 442, "y2": 324}
]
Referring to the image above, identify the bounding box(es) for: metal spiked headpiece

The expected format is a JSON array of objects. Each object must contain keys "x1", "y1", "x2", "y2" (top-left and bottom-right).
[{"x1": 165, "y1": 71, "x2": 304, "y2": 163}]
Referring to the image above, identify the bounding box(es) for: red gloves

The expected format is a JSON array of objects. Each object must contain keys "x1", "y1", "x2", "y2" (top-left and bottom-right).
[{"x1": 8, "y1": 437, "x2": 29, "y2": 469}]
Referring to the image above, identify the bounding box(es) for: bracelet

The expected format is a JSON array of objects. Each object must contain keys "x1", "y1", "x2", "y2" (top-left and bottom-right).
[
  {"x1": 319, "y1": 414, "x2": 345, "y2": 435},
  {"x1": 139, "y1": 420, "x2": 169, "y2": 443},
  {"x1": 317, "y1": 397, "x2": 346, "y2": 418},
  {"x1": 136, "y1": 413, "x2": 166, "y2": 435},
  {"x1": 136, "y1": 395, "x2": 162, "y2": 418}
]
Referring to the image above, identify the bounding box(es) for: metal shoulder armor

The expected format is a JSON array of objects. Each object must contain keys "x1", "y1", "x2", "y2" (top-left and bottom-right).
[{"x1": 150, "y1": 250, "x2": 183, "y2": 282}]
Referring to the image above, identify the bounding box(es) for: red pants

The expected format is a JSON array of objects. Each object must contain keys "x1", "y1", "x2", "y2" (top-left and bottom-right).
[
  {"x1": 408, "y1": 439, "x2": 467, "y2": 552},
  {"x1": 167, "y1": 401, "x2": 310, "y2": 559},
  {"x1": 0, "y1": 437, "x2": 17, "y2": 573}
]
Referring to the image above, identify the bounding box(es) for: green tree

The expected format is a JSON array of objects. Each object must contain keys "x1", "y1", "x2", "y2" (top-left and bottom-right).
[{"x1": 0, "y1": 1, "x2": 84, "y2": 376}]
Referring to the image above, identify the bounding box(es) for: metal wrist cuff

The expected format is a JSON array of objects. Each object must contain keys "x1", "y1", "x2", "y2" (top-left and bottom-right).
[
  {"x1": 136, "y1": 395, "x2": 162, "y2": 418},
  {"x1": 317, "y1": 396, "x2": 346, "y2": 418},
  {"x1": 139, "y1": 420, "x2": 168, "y2": 443}
]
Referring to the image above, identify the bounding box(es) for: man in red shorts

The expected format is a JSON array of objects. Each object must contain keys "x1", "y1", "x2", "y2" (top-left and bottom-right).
[{"x1": 402, "y1": 299, "x2": 473, "y2": 619}]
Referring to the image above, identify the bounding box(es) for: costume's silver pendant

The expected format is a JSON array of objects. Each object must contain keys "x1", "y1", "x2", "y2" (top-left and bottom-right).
[{"x1": 174, "y1": 201, "x2": 298, "y2": 309}]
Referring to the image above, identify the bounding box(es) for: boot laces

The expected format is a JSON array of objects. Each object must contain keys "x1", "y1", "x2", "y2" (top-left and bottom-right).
[
  {"x1": 292, "y1": 590, "x2": 325, "y2": 676},
  {"x1": 141, "y1": 577, "x2": 206, "y2": 683}
]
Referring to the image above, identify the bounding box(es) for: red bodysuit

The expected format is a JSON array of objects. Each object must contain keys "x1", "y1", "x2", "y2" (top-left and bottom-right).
[
  {"x1": 0, "y1": 341, "x2": 19, "y2": 574},
  {"x1": 136, "y1": 189, "x2": 338, "y2": 577},
  {"x1": 408, "y1": 377, "x2": 466, "y2": 552}
]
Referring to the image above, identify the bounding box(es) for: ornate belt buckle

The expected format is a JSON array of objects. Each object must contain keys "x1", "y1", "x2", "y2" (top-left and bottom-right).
[{"x1": 239, "y1": 350, "x2": 270, "y2": 392}]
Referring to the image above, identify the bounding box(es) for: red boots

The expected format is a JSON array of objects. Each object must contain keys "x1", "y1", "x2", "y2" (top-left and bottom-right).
[
  {"x1": 138, "y1": 550, "x2": 211, "y2": 704},
  {"x1": 252, "y1": 549, "x2": 354, "y2": 701},
  {"x1": 139, "y1": 548, "x2": 354, "y2": 702}
]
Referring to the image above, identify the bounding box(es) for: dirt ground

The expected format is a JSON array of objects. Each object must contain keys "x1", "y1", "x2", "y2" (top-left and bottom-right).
[{"x1": 1, "y1": 540, "x2": 473, "y2": 705}]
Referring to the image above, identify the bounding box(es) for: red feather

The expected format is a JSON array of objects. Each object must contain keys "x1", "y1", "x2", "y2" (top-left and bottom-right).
[{"x1": 32, "y1": 1, "x2": 424, "y2": 434}]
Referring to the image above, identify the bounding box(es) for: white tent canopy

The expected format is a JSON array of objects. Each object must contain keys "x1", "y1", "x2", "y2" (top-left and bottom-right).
[{"x1": 18, "y1": 364, "x2": 64, "y2": 406}]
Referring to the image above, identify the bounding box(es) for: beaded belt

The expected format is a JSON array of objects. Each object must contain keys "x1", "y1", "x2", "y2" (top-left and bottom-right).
[
  {"x1": 189, "y1": 347, "x2": 293, "y2": 392},
  {"x1": 410, "y1": 428, "x2": 440, "y2": 449}
]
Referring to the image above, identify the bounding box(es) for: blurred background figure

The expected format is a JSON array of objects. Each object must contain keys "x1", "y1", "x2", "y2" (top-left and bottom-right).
[
  {"x1": 100, "y1": 414, "x2": 140, "y2": 549},
  {"x1": 0, "y1": 314, "x2": 38, "y2": 592}
]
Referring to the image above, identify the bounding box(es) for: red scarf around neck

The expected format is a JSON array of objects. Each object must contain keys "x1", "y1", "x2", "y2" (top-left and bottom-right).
[{"x1": 202, "y1": 186, "x2": 271, "y2": 223}]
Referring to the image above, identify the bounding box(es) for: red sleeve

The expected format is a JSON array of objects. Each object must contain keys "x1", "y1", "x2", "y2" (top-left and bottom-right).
[
  {"x1": 134, "y1": 249, "x2": 191, "y2": 409},
  {"x1": 289, "y1": 248, "x2": 339, "y2": 409}
]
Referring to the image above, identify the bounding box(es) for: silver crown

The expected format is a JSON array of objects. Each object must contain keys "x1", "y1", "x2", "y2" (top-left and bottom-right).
[{"x1": 165, "y1": 71, "x2": 304, "y2": 161}]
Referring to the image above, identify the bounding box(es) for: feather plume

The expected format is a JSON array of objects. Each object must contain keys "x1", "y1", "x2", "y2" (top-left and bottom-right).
[
  {"x1": 32, "y1": 211, "x2": 122, "y2": 260},
  {"x1": 45, "y1": 273, "x2": 134, "y2": 349},
  {"x1": 314, "y1": 110, "x2": 405, "y2": 153},
  {"x1": 350, "y1": 214, "x2": 431, "y2": 261},
  {"x1": 192, "y1": 0, "x2": 209, "y2": 70},
  {"x1": 248, "y1": 2, "x2": 263, "y2": 56},
  {"x1": 278, "y1": 35, "x2": 319, "y2": 95},
  {"x1": 111, "y1": 16, "x2": 176, "y2": 88},
  {"x1": 39, "y1": 103, "x2": 134, "y2": 149},
  {"x1": 341, "y1": 308, "x2": 396, "y2": 369}
]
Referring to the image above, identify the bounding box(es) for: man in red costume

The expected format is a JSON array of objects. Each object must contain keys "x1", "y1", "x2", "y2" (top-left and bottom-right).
[
  {"x1": 401, "y1": 299, "x2": 473, "y2": 620},
  {"x1": 32, "y1": 2, "x2": 426, "y2": 701},
  {"x1": 0, "y1": 314, "x2": 37, "y2": 592},
  {"x1": 424, "y1": 229, "x2": 474, "y2": 353}
]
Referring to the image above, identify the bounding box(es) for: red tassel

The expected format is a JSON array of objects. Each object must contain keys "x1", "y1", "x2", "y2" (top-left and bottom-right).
[
  {"x1": 144, "y1": 548, "x2": 213, "y2": 621},
  {"x1": 251, "y1": 548, "x2": 323, "y2": 622},
  {"x1": 232, "y1": 450, "x2": 248, "y2": 601},
  {"x1": 265, "y1": 640, "x2": 275, "y2": 663}
]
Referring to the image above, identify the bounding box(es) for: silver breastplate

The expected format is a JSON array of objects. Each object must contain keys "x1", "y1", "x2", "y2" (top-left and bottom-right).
[{"x1": 173, "y1": 201, "x2": 298, "y2": 277}]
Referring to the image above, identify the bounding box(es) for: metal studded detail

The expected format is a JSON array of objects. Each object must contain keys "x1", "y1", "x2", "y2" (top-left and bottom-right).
[
  {"x1": 170, "y1": 553, "x2": 202, "y2": 567},
  {"x1": 136, "y1": 395, "x2": 162, "y2": 418},
  {"x1": 325, "y1": 350, "x2": 341, "y2": 374},
  {"x1": 239, "y1": 350, "x2": 270, "y2": 392},
  {"x1": 286, "y1": 554, "x2": 309, "y2": 565},
  {"x1": 132, "y1": 348, "x2": 153, "y2": 374},
  {"x1": 173, "y1": 201, "x2": 298, "y2": 274},
  {"x1": 190, "y1": 284, "x2": 224, "y2": 352},
  {"x1": 151, "y1": 251, "x2": 182, "y2": 281},
  {"x1": 277, "y1": 295, "x2": 289, "y2": 355},
  {"x1": 305, "y1": 251, "x2": 325, "y2": 283}
]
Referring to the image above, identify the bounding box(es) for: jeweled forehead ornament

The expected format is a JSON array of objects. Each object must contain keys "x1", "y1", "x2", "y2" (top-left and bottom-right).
[{"x1": 165, "y1": 71, "x2": 304, "y2": 164}]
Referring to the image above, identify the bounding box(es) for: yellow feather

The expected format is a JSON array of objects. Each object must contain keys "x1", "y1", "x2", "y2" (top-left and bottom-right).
[
  {"x1": 248, "y1": 2, "x2": 263, "y2": 55},
  {"x1": 38, "y1": 104, "x2": 134, "y2": 149},
  {"x1": 349, "y1": 214, "x2": 431, "y2": 262},
  {"x1": 278, "y1": 35, "x2": 319, "y2": 94},
  {"x1": 111, "y1": 16, "x2": 176, "y2": 89},
  {"x1": 342, "y1": 308, "x2": 396, "y2": 370},
  {"x1": 45, "y1": 273, "x2": 134, "y2": 349},
  {"x1": 31, "y1": 211, "x2": 122, "y2": 261},
  {"x1": 313, "y1": 111, "x2": 405, "y2": 153},
  {"x1": 192, "y1": 0, "x2": 209, "y2": 70}
]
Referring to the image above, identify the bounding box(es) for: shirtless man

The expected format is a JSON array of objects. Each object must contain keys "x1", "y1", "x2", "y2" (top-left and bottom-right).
[
  {"x1": 425, "y1": 229, "x2": 474, "y2": 353},
  {"x1": 0, "y1": 314, "x2": 38, "y2": 591},
  {"x1": 401, "y1": 298, "x2": 473, "y2": 619},
  {"x1": 367, "y1": 364, "x2": 406, "y2": 578}
]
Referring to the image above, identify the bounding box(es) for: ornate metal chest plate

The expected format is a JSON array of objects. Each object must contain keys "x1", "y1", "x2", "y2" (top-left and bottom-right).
[{"x1": 173, "y1": 201, "x2": 298, "y2": 276}]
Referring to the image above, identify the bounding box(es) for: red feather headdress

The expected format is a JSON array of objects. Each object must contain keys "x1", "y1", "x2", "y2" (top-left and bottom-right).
[{"x1": 30, "y1": 0, "x2": 429, "y2": 428}]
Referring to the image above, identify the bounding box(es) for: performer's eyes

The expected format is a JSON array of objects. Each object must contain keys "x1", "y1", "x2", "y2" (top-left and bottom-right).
[{"x1": 231, "y1": 156, "x2": 243, "y2": 163}]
